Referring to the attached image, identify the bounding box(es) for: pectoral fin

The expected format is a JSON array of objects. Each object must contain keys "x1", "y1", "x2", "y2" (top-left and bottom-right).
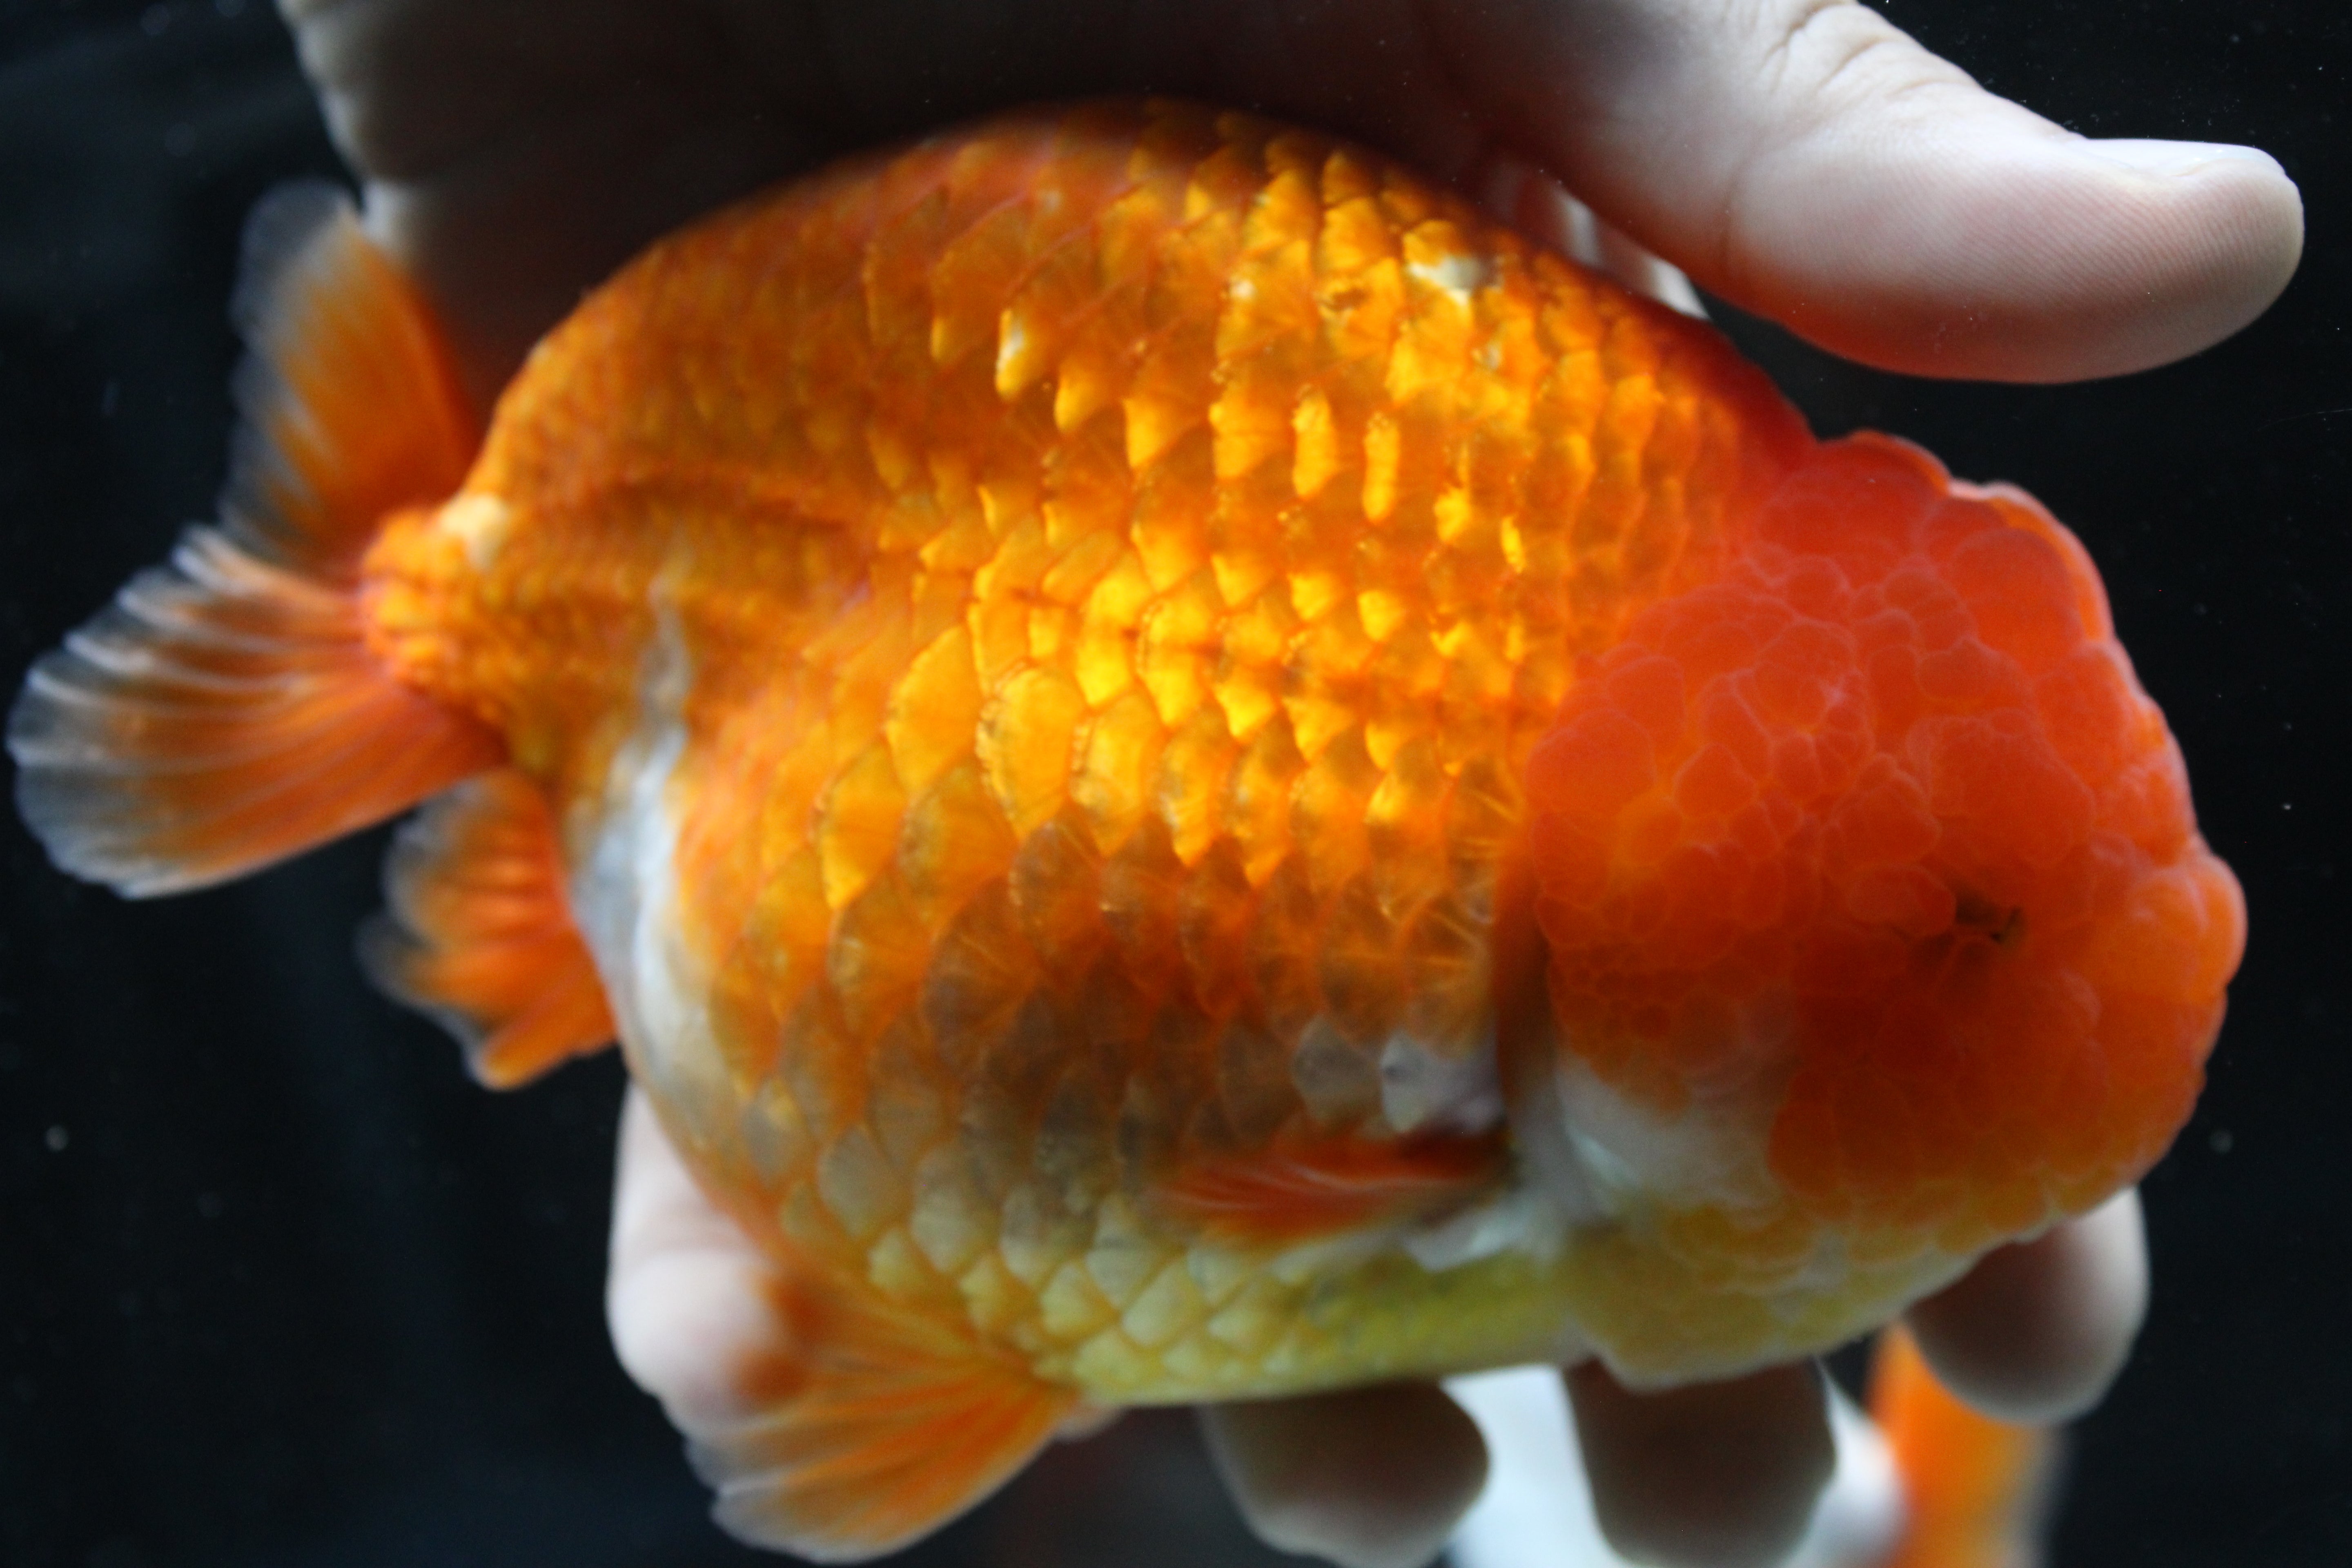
[{"x1": 1161, "y1": 1131, "x2": 1509, "y2": 1248}]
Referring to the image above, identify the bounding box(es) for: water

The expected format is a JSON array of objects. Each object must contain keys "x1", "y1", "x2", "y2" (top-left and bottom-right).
[{"x1": 1, "y1": 2, "x2": 2345, "y2": 1564}]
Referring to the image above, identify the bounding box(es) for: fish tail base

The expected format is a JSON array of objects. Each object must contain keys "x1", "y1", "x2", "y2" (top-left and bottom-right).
[{"x1": 9, "y1": 183, "x2": 495, "y2": 895}]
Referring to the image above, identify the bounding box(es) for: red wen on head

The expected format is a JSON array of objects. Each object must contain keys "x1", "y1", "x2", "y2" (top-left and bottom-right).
[{"x1": 1522, "y1": 434, "x2": 2245, "y2": 1259}]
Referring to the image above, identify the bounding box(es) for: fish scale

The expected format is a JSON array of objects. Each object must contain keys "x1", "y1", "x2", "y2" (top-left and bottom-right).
[{"x1": 356, "y1": 100, "x2": 1806, "y2": 1398}]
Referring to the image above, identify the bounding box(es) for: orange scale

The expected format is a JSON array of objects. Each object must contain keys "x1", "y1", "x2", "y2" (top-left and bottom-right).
[
  {"x1": 1760, "y1": 786, "x2": 1809, "y2": 843},
  {"x1": 1719, "y1": 798, "x2": 1783, "y2": 866},
  {"x1": 1765, "y1": 1098, "x2": 1851, "y2": 1215},
  {"x1": 1655, "y1": 996, "x2": 1744, "y2": 1080},
  {"x1": 1586, "y1": 636, "x2": 1653, "y2": 677},
  {"x1": 1672, "y1": 911, "x2": 1751, "y2": 979},
  {"x1": 1976, "y1": 978, "x2": 2099, "y2": 1084},
  {"x1": 1787, "y1": 842, "x2": 1835, "y2": 920},
  {"x1": 2054, "y1": 837, "x2": 2143, "y2": 937},
  {"x1": 1627, "y1": 1002, "x2": 1674, "y2": 1042},
  {"x1": 1893, "y1": 1120, "x2": 1978, "y2": 1209},
  {"x1": 2095, "y1": 866, "x2": 2243, "y2": 1007},
  {"x1": 1784, "y1": 1081, "x2": 1897, "y2": 1207},
  {"x1": 1844, "y1": 1072, "x2": 1947, "y2": 1191},
  {"x1": 1737, "y1": 570, "x2": 1808, "y2": 633}
]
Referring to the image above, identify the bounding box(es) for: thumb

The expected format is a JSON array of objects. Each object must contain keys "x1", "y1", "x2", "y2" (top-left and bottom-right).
[{"x1": 1439, "y1": 0, "x2": 2303, "y2": 381}]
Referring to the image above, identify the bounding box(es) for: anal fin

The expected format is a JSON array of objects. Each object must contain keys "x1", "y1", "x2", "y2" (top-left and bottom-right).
[
  {"x1": 693, "y1": 1266, "x2": 1077, "y2": 1561},
  {"x1": 362, "y1": 770, "x2": 614, "y2": 1087}
]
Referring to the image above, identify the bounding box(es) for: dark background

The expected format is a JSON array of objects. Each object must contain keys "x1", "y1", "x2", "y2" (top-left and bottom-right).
[{"x1": 2, "y1": 2, "x2": 2345, "y2": 1564}]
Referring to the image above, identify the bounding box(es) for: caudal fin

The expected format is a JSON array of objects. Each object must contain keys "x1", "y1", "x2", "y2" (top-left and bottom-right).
[
  {"x1": 1870, "y1": 1328, "x2": 2057, "y2": 1568},
  {"x1": 8, "y1": 184, "x2": 498, "y2": 895}
]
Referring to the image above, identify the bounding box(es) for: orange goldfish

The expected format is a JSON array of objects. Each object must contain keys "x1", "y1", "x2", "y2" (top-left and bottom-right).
[{"x1": 10, "y1": 99, "x2": 2243, "y2": 1560}]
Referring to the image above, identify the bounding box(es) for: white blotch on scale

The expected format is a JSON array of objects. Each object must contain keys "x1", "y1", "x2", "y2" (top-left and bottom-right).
[
  {"x1": 1444, "y1": 1368, "x2": 1903, "y2": 1568},
  {"x1": 1372, "y1": 1024, "x2": 1612, "y2": 1273},
  {"x1": 1406, "y1": 252, "x2": 1495, "y2": 305},
  {"x1": 573, "y1": 562, "x2": 727, "y2": 1125},
  {"x1": 434, "y1": 492, "x2": 511, "y2": 570},
  {"x1": 995, "y1": 317, "x2": 1028, "y2": 383},
  {"x1": 1381, "y1": 1029, "x2": 1503, "y2": 1137}
]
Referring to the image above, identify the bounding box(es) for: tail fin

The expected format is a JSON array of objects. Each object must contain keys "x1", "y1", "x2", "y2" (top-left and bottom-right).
[
  {"x1": 9, "y1": 184, "x2": 499, "y2": 895},
  {"x1": 1870, "y1": 1328, "x2": 2058, "y2": 1568}
]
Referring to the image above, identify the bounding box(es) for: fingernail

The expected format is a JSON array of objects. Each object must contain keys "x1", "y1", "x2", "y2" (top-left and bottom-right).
[{"x1": 2084, "y1": 138, "x2": 2285, "y2": 179}]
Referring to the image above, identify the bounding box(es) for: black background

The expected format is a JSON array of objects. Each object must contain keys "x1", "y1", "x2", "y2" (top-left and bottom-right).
[{"x1": 2, "y1": 2, "x2": 2345, "y2": 1564}]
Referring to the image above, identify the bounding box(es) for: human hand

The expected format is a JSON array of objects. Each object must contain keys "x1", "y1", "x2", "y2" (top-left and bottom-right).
[
  {"x1": 610, "y1": 1087, "x2": 2146, "y2": 1568},
  {"x1": 282, "y1": 2, "x2": 2293, "y2": 1563},
  {"x1": 283, "y1": 0, "x2": 2300, "y2": 410}
]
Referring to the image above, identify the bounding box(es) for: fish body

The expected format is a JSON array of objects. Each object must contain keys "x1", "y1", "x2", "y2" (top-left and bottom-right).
[
  {"x1": 11, "y1": 99, "x2": 2243, "y2": 1559},
  {"x1": 364, "y1": 97, "x2": 1810, "y2": 1398}
]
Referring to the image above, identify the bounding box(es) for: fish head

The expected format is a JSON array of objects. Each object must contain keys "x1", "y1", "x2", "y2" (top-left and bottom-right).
[{"x1": 1506, "y1": 433, "x2": 2245, "y2": 1379}]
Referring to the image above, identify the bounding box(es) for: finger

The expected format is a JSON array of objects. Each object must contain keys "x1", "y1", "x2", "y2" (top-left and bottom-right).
[
  {"x1": 283, "y1": 0, "x2": 2301, "y2": 398},
  {"x1": 1903, "y1": 1187, "x2": 2149, "y2": 1424},
  {"x1": 1564, "y1": 1358, "x2": 1835, "y2": 1568},
  {"x1": 606, "y1": 1084, "x2": 795, "y2": 1433},
  {"x1": 1200, "y1": 1382, "x2": 1488, "y2": 1568},
  {"x1": 813, "y1": 0, "x2": 2300, "y2": 379},
  {"x1": 1417, "y1": 0, "x2": 2303, "y2": 380},
  {"x1": 1470, "y1": 152, "x2": 1708, "y2": 319},
  {"x1": 280, "y1": 0, "x2": 835, "y2": 404}
]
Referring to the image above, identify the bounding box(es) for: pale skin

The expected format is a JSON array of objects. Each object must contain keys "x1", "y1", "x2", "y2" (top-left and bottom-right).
[{"x1": 274, "y1": 1, "x2": 2301, "y2": 1562}]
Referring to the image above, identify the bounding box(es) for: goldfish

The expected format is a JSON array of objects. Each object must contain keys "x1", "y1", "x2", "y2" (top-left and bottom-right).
[{"x1": 9, "y1": 98, "x2": 2243, "y2": 1561}]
